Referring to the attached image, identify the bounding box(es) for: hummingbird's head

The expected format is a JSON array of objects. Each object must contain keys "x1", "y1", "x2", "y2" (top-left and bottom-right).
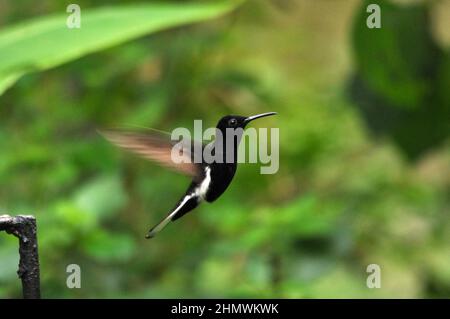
[{"x1": 216, "y1": 112, "x2": 277, "y2": 131}]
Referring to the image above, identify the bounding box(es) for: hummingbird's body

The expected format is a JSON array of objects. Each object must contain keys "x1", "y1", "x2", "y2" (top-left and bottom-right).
[{"x1": 102, "y1": 112, "x2": 276, "y2": 238}]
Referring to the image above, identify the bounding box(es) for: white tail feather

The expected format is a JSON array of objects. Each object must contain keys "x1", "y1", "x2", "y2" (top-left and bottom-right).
[{"x1": 146, "y1": 194, "x2": 192, "y2": 238}]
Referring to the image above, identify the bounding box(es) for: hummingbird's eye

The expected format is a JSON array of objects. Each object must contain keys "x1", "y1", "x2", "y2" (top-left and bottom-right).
[{"x1": 228, "y1": 118, "x2": 237, "y2": 126}]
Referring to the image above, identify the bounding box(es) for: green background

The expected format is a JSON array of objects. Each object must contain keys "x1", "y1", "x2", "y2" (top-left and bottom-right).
[{"x1": 0, "y1": 0, "x2": 449, "y2": 298}]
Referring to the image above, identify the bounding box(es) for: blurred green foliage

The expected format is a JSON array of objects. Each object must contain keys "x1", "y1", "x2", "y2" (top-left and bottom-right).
[
  {"x1": 0, "y1": 0, "x2": 449, "y2": 298},
  {"x1": 352, "y1": 0, "x2": 450, "y2": 158}
]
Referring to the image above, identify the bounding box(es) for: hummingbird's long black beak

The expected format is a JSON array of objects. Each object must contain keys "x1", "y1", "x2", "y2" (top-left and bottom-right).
[{"x1": 244, "y1": 112, "x2": 277, "y2": 123}]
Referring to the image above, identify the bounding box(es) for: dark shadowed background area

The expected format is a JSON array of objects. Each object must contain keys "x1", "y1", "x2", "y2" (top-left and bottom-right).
[{"x1": 0, "y1": 0, "x2": 449, "y2": 298}]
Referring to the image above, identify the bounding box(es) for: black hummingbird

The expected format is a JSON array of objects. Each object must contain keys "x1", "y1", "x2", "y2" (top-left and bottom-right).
[{"x1": 101, "y1": 112, "x2": 276, "y2": 238}]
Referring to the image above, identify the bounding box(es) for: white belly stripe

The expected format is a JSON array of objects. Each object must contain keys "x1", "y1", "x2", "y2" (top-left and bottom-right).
[
  {"x1": 195, "y1": 166, "x2": 211, "y2": 200},
  {"x1": 161, "y1": 167, "x2": 211, "y2": 226}
]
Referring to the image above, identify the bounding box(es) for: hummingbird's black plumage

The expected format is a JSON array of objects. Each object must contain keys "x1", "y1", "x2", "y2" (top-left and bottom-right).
[{"x1": 101, "y1": 112, "x2": 276, "y2": 238}]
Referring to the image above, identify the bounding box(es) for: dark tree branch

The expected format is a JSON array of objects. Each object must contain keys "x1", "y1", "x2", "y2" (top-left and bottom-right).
[{"x1": 0, "y1": 215, "x2": 41, "y2": 299}]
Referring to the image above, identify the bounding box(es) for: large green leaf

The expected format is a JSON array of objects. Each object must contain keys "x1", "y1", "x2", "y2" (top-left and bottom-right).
[{"x1": 0, "y1": 1, "x2": 241, "y2": 95}]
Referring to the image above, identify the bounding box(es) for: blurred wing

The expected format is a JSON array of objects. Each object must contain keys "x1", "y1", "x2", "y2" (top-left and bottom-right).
[{"x1": 100, "y1": 129, "x2": 203, "y2": 179}]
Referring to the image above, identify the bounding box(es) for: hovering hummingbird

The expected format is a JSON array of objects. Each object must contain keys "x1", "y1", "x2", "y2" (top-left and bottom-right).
[{"x1": 101, "y1": 112, "x2": 276, "y2": 238}]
